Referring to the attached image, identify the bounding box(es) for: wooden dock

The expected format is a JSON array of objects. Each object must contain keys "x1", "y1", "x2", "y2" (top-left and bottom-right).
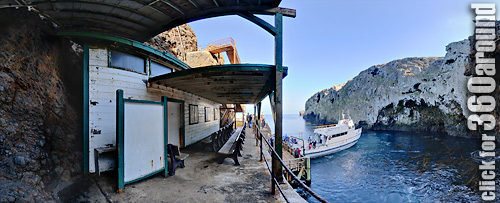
[{"x1": 258, "y1": 125, "x2": 311, "y2": 185}]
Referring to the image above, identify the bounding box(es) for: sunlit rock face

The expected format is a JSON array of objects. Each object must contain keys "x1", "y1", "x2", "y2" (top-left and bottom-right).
[
  {"x1": 145, "y1": 23, "x2": 198, "y2": 63},
  {"x1": 304, "y1": 39, "x2": 473, "y2": 137}
]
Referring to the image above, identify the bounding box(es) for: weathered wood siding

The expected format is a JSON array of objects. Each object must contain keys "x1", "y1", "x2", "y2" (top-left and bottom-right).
[{"x1": 88, "y1": 47, "x2": 220, "y2": 172}]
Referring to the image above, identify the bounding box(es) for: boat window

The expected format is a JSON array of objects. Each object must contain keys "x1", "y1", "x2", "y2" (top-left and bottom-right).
[
  {"x1": 150, "y1": 60, "x2": 172, "y2": 76},
  {"x1": 109, "y1": 50, "x2": 145, "y2": 73}
]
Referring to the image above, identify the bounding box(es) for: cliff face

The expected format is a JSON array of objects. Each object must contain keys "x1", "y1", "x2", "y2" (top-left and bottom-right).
[
  {"x1": 145, "y1": 24, "x2": 198, "y2": 63},
  {"x1": 145, "y1": 24, "x2": 225, "y2": 67},
  {"x1": 304, "y1": 39, "x2": 472, "y2": 136},
  {"x1": 465, "y1": 21, "x2": 500, "y2": 135},
  {"x1": 0, "y1": 9, "x2": 82, "y2": 201}
]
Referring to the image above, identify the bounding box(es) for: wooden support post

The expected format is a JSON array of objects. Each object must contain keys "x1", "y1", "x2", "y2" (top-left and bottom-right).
[
  {"x1": 254, "y1": 105, "x2": 258, "y2": 146},
  {"x1": 161, "y1": 96, "x2": 168, "y2": 177},
  {"x1": 274, "y1": 13, "x2": 284, "y2": 186},
  {"x1": 253, "y1": 105, "x2": 256, "y2": 129},
  {"x1": 83, "y1": 44, "x2": 89, "y2": 173},
  {"x1": 116, "y1": 89, "x2": 124, "y2": 193}
]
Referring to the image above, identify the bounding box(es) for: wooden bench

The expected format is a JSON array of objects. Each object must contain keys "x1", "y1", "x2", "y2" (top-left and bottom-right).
[
  {"x1": 218, "y1": 125, "x2": 246, "y2": 166},
  {"x1": 94, "y1": 146, "x2": 117, "y2": 177},
  {"x1": 200, "y1": 131, "x2": 217, "y2": 151},
  {"x1": 201, "y1": 123, "x2": 235, "y2": 152},
  {"x1": 167, "y1": 144, "x2": 189, "y2": 176}
]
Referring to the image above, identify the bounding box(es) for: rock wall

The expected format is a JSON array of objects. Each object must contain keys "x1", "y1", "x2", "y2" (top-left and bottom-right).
[
  {"x1": 145, "y1": 24, "x2": 198, "y2": 63},
  {"x1": 145, "y1": 24, "x2": 225, "y2": 67},
  {"x1": 186, "y1": 51, "x2": 225, "y2": 68},
  {"x1": 304, "y1": 39, "x2": 472, "y2": 137},
  {"x1": 465, "y1": 21, "x2": 500, "y2": 135},
  {"x1": 0, "y1": 9, "x2": 82, "y2": 202}
]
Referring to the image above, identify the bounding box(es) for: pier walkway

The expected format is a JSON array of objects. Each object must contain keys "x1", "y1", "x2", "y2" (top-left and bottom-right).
[{"x1": 58, "y1": 127, "x2": 305, "y2": 202}]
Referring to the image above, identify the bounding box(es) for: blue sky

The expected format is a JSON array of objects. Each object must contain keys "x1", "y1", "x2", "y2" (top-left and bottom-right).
[{"x1": 189, "y1": 0, "x2": 498, "y2": 115}]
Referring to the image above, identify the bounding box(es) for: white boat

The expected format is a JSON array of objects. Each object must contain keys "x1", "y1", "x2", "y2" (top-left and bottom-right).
[{"x1": 297, "y1": 114, "x2": 362, "y2": 158}]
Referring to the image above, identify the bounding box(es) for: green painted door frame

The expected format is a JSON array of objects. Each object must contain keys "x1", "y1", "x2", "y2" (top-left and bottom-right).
[
  {"x1": 83, "y1": 44, "x2": 89, "y2": 173},
  {"x1": 167, "y1": 98, "x2": 186, "y2": 148}
]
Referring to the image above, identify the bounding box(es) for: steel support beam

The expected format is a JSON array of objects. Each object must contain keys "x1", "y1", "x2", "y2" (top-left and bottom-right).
[{"x1": 236, "y1": 11, "x2": 276, "y2": 36}]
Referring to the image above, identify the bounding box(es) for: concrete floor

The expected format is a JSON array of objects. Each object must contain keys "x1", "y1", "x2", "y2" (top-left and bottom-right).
[{"x1": 58, "y1": 127, "x2": 306, "y2": 203}]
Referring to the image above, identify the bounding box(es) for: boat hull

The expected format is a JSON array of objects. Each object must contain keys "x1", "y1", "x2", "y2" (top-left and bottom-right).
[{"x1": 304, "y1": 128, "x2": 362, "y2": 159}]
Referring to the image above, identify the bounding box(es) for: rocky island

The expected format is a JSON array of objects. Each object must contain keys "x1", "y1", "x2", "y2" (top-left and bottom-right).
[{"x1": 303, "y1": 39, "x2": 472, "y2": 137}]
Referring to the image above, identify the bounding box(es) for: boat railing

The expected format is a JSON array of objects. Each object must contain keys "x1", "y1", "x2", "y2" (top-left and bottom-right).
[
  {"x1": 286, "y1": 157, "x2": 306, "y2": 171},
  {"x1": 255, "y1": 124, "x2": 329, "y2": 203},
  {"x1": 315, "y1": 123, "x2": 337, "y2": 128}
]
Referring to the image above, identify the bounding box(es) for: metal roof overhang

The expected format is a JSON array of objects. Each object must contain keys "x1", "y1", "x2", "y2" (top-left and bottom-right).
[
  {"x1": 149, "y1": 64, "x2": 287, "y2": 104},
  {"x1": 2, "y1": 0, "x2": 293, "y2": 42}
]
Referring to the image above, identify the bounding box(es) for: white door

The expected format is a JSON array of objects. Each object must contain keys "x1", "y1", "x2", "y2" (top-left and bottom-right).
[{"x1": 168, "y1": 102, "x2": 181, "y2": 146}]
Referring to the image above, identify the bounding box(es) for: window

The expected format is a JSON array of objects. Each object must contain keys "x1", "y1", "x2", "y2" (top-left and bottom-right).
[
  {"x1": 150, "y1": 60, "x2": 172, "y2": 77},
  {"x1": 189, "y1": 105, "x2": 199, "y2": 124},
  {"x1": 214, "y1": 108, "x2": 218, "y2": 120},
  {"x1": 110, "y1": 50, "x2": 145, "y2": 73},
  {"x1": 205, "y1": 107, "x2": 210, "y2": 122}
]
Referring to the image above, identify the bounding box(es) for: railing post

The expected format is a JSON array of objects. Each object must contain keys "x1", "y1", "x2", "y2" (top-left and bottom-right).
[
  {"x1": 271, "y1": 151, "x2": 276, "y2": 195},
  {"x1": 306, "y1": 157, "x2": 311, "y2": 185},
  {"x1": 257, "y1": 102, "x2": 261, "y2": 146},
  {"x1": 260, "y1": 129, "x2": 263, "y2": 162}
]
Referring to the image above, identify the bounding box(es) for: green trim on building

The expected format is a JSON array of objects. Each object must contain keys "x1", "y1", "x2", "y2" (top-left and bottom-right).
[
  {"x1": 124, "y1": 167, "x2": 166, "y2": 184},
  {"x1": 57, "y1": 31, "x2": 190, "y2": 70},
  {"x1": 123, "y1": 99, "x2": 163, "y2": 105},
  {"x1": 149, "y1": 64, "x2": 288, "y2": 83},
  {"x1": 161, "y1": 96, "x2": 168, "y2": 176},
  {"x1": 117, "y1": 91, "x2": 170, "y2": 189},
  {"x1": 166, "y1": 98, "x2": 186, "y2": 148},
  {"x1": 116, "y1": 89, "x2": 125, "y2": 192},
  {"x1": 83, "y1": 44, "x2": 89, "y2": 173}
]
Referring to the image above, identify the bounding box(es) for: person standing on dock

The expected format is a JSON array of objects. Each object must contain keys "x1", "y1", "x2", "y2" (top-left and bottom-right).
[
  {"x1": 249, "y1": 114, "x2": 253, "y2": 128},
  {"x1": 246, "y1": 113, "x2": 250, "y2": 127}
]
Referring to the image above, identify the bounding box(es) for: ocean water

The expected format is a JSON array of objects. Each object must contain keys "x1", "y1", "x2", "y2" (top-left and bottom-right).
[{"x1": 265, "y1": 114, "x2": 492, "y2": 202}]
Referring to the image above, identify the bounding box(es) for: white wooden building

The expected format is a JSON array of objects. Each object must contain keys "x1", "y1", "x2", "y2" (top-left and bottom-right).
[{"x1": 86, "y1": 44, "x2": 221, "y2": 173}]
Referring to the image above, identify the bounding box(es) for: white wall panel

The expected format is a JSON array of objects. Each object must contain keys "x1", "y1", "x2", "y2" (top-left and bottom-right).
[{"x1": 123, "y1": 102, "x2": 164, "y2": 182}]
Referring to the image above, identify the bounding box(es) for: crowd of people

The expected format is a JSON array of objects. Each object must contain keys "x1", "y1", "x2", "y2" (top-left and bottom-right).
[
  {"x1": 246, "y1": 113, "x2": 305, "y2": 158},
  {"x1": 245, "y1": 113, "x2": 266, "y2": 129}
]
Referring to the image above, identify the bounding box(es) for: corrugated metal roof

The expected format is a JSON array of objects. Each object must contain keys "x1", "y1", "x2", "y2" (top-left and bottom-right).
[{"x1": 2, "y1": 0, "x2": 283, "y2": 42}]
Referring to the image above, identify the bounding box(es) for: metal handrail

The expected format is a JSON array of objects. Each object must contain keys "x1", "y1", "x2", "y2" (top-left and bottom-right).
[
  {"x1": 256, "y1": 126, "x2": 329, "y2": 203},
  {"x1": 200, "y1": 37, "x2": 235, "y2": 51},
  {"x1": 261, "y1": 145, "x2": 290, "y2": 203}
]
